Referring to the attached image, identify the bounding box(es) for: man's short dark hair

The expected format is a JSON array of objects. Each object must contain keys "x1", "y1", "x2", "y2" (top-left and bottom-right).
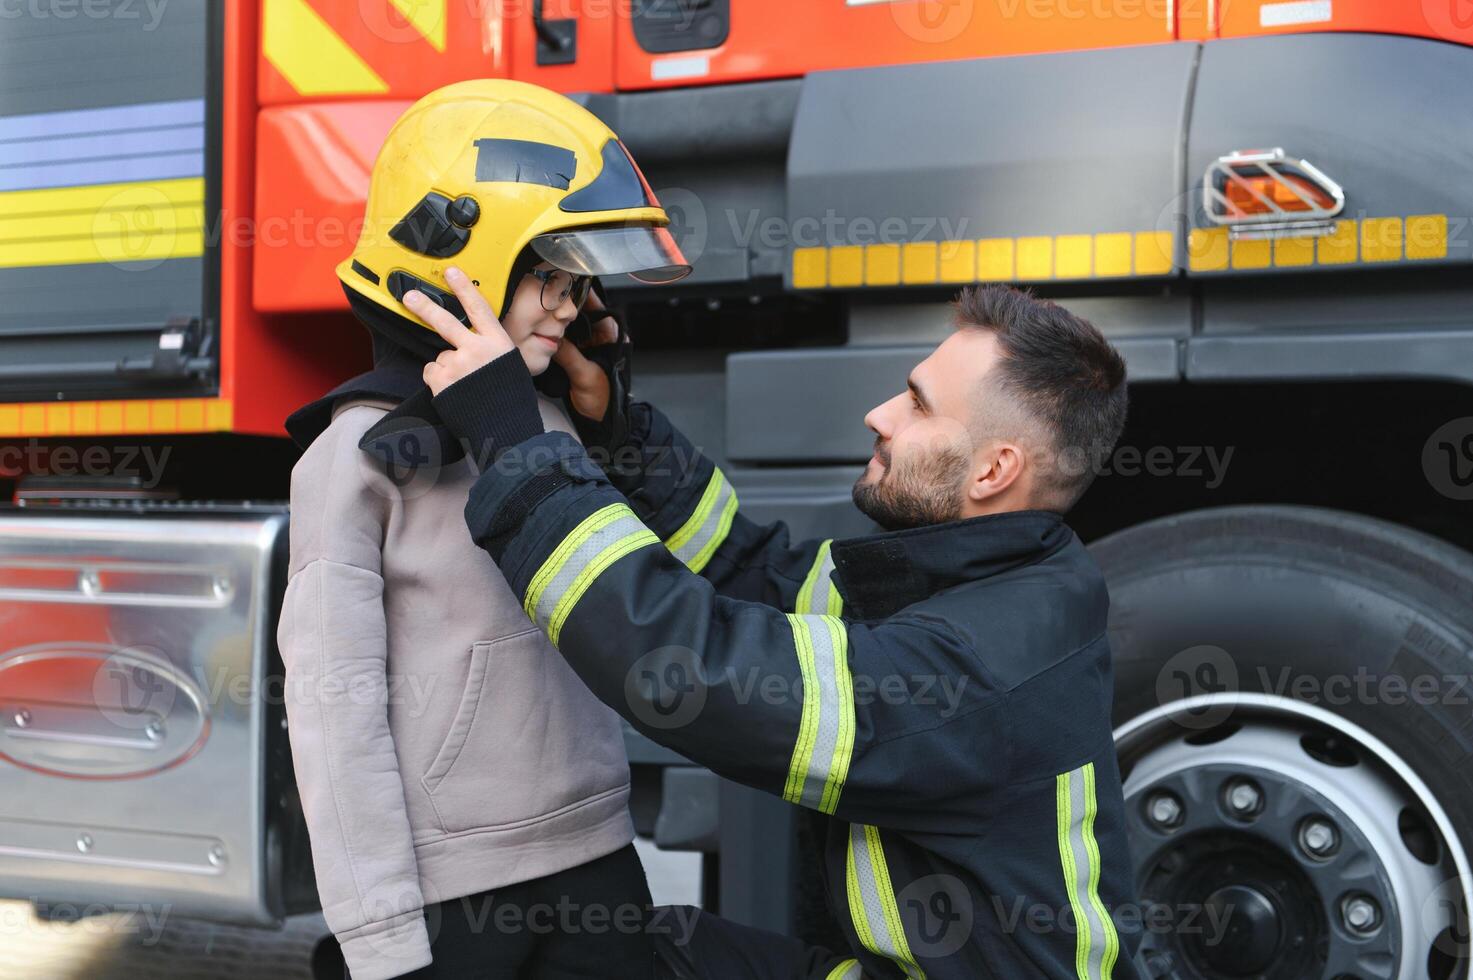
[{"x1": 954, "y1": 284, "x2": 1128, "y2": 511}]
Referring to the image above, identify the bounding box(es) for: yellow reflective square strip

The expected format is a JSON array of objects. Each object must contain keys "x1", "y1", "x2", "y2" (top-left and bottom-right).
[
  {"x1": 825, "y1": 959, "x2": 862, "y2": 980},
  {"x1": 783, "y1": 614, "x2": 822, "y2": 805},
  {"x1": 523, "y1": 503, "x2": 630, "y2": 619}
]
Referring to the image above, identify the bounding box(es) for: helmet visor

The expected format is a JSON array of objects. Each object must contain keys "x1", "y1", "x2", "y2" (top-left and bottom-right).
[{"x1": 529, "y1": 224, "x2": 692, "y2": 284}]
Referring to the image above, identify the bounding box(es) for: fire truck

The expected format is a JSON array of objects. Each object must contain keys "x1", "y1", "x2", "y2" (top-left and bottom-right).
[{"x1": 2, "y1": 1, "x2": 1473, "y2": 977}]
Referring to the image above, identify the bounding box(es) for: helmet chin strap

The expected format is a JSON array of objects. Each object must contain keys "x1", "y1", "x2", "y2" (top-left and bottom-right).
[{"x1": 501, "y1": 247, "x2": 543, "y2": 321}]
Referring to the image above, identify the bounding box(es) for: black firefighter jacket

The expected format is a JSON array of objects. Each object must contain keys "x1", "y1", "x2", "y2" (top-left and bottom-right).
[{"x1": 407, "y1": 355, "x2": 1144, "y2": 980}]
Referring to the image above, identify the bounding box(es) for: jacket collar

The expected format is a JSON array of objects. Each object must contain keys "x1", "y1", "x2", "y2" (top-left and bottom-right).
[{"x1": 829, "y1": 509, "x2": 1072, "y2": 620}]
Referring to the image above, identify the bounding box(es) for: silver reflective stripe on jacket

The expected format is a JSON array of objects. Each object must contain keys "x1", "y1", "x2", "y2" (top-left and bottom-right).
[
  {"x1": 783, "y1": 613, "x2": 855, "y2": 813},
  {"x1": 524, "y1": 502, "x2": 660, "y2": 646},
  {"x1": 665, "y1": 466, "x2": 737, "y2": 573},
  {"x1": 797, "y1": 538, "x2": 843, "y2": 617},
  {"x1": 847, "y1": 822, "x2": 926, "y2": 980},
  {"x1": 1056, "y1": 762, "x2": 1120, "y2": 979}
]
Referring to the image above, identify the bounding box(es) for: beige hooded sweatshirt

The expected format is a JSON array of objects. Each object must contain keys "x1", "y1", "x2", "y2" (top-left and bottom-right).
[{"x1": 278, "y1": 393, "x2": 633, "y2": 980}]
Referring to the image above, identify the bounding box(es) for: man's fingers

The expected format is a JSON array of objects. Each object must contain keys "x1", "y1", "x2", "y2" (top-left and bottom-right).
[
  {"x1": 592, "y1": 319, "x2": 619, "y2": 346},
  {"x1": 404, "y1": 290, "x2": 475, "y2": 349},
  {"x1": 553, "y1": 337, "x2": 598, "y2": 379},
  {"x1": 443, "y1": 266, "x2": 506, "y2": 338}
]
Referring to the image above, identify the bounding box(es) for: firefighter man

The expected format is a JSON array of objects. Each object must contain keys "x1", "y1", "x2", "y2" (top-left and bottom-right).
[{"x1": 383, "y1": 263, "x2": 1145, "y2": 979}]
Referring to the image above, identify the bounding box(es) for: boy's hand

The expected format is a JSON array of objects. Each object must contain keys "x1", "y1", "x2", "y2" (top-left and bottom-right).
[{"x1": 409, "y1": 266, "x2": 516, "y2": 395}]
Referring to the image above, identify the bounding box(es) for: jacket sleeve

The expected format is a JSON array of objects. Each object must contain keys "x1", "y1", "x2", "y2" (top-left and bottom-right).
[
  {"x1": 608, "y1": 401, "x2": 841, "y2": 614},
  {"x1": 277, "y1": 411, "x2": 433, "y2": 980},
  {"x1": 459, "y1": 428, "x2": 996, "y2": 834}
]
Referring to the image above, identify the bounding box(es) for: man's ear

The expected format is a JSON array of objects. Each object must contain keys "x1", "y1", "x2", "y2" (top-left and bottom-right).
[{"x1": 969, "y1": 440, "x2": 1026, "y2": 503}]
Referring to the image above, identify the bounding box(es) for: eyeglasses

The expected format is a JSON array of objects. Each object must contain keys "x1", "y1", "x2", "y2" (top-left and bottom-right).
[{"x1": 527, "y1": 268, "x2": 592, "y2": 312}]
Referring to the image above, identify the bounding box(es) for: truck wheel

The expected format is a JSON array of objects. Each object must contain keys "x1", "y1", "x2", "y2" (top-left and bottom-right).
[{"x1": 1093, "y1": 506, "x2": 1473, "y2": 980}]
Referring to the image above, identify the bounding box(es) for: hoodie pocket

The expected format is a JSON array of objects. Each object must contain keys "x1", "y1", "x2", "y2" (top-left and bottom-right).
[
  {"x1": 421, "y1": 637, "x2": 500, "y2": 796},
  {"x1": 421, "y1": 627, "x2": 595, "y2": 835}
]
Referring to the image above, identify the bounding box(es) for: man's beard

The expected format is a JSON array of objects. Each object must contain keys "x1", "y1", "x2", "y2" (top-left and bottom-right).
[{"x1": 852, "y1": 442, "x2": 971, "y2": 531}]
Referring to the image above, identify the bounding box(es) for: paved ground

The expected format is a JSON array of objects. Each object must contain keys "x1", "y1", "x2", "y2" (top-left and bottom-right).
[
  {"x1": 0, "y1": 906, "x2": 328, "y2": 980},
  {"x1": 0, "y1": 841, "x2": 701, "y2": 980}
]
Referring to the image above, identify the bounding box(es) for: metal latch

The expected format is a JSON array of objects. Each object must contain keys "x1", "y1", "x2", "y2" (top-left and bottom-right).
[
  {"x1": 117, "y1": 316, "x2": 213, "y2": 380},
  {"x1": 1203, "y1": 148, "x2": 1345, "y2": 240},
  {"x1": 533, "y1": 0, "x2": 577, "y2": 66}
]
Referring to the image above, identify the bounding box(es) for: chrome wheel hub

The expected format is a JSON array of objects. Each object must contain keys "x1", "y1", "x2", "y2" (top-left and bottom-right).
[{"x1": 1116, "y1": 694, "x2": 1470, "y2": 979}]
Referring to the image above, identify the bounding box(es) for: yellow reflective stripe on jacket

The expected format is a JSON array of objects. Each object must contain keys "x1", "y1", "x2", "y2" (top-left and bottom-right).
[
  {"x1": 782, "y1": 613, "x2": 855, "y2": 814},
  {"x1": 1056, "y1": 762, "x2": 1120, "y2": 980},
  {"x1": 846, "y1": 823, "x2": 926, "y2": 980},
  {"x1": 665, "y1": 467, "x2": 738, "y2": 573},
  {"x1": 797, "y1": 538, "x2": 843, "y2": 617},
  {"x1": 825, "y1": 958, "x2": 863, "y2": 980},
  {"x1": 523, "y1": 503, "x2": 659, "y2": 647}
]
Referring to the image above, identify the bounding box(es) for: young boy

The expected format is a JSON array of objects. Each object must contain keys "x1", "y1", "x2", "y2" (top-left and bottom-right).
[{"x1": 278, "y1": 79, "x2": 689, "y2": 980}]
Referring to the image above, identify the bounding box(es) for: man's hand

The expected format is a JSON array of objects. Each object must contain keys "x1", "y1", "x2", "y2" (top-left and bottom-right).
[
  {"x1": 407, "y1": 266, "x2": 516, "y2": 395},
  {"x1": 551, "y1": 291, "x2": 622, "y2": 421}
]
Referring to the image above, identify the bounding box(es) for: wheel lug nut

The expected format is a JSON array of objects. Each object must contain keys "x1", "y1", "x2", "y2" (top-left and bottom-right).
[
  {"x1": 1298, "y1": 818, "x2": 1339, "y2": 859},
  {"x1": 1225, "y1": 778, "x2": 1263, "y2": 817},
  {"x1": 1342, "y1": 894, "x2": 1381, "y2": 934},
  {"x1": 1146, "y1": 791, "x2": 1184, "y2": 830}
]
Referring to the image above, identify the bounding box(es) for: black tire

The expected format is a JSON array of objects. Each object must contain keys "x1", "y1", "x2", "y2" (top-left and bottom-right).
[{"x1": 1091, "y1": 505, "x2": 1473, "y2": 973}]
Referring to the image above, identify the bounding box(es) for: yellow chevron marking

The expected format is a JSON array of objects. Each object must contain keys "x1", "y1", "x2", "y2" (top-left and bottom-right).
[
  {"x1": 264, "y1": 0, "x2": 388, "y2": 96},
  {"x1": 386, "y1": 0, "x2": 447, "y2": 52}
]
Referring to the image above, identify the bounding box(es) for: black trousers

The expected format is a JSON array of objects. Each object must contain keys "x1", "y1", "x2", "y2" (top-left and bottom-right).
[
  {"x1": 648, "y1": 907, "x2": 851, "y2": 980},
  {"x1": 330, "y1": 844, "x2": 656, "y2": 980}
]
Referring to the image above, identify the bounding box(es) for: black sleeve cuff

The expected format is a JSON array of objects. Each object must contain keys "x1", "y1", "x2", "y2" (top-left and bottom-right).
[{"x1": 431, "y1": 349, "x2": 545, "y2": 464}]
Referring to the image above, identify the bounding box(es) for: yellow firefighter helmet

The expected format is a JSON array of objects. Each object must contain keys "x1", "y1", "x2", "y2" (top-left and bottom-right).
[{"x1": 337, "y1": 79, "x2": 689, "y2": 345}]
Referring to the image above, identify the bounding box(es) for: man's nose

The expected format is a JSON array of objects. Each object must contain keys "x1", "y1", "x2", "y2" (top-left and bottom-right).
[{"x1": 864, "y1": 392, "x2": 902, "y2": 437}]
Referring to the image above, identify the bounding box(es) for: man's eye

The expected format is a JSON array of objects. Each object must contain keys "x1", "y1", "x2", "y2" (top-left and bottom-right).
[{"x1": 910, "y1": 393, "x2": 923, "y2": 411}]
